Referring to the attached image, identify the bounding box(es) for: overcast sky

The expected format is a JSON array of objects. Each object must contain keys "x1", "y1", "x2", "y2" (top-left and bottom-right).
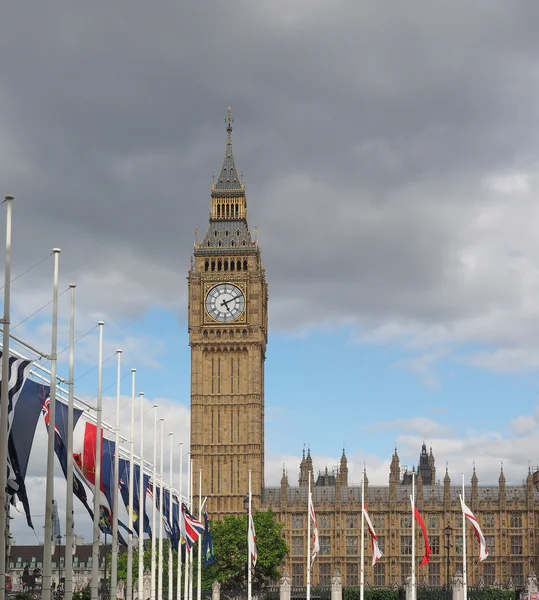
[{"x1": 3, "y1": 1, "x2": 539, "y2": 544}]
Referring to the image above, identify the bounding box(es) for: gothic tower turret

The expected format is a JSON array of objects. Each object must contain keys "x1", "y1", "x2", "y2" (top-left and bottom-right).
[{"x1": 189, "y1": 109, "x2": 268, "y2": 516}]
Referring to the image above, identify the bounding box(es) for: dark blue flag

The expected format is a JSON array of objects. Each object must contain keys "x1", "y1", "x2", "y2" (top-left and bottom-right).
[
  {"x1": 118, "y1": 458, "x2": 151, "y2": 536},
  {"x1": 202, "y1": 511, "x2": 217, "y2": 567},
  {"x1": 8, "y1": 380, "x2": 50, "y2": 528},
  {"x1": 100, "y1": 440, "x2": 130, "y2": 544},
  {"x1": 43, "y1": 397, "x2": 94, "y2": 523},
  {"x1": 155, "y1": 487, "x2": 181, "y2": 551}
]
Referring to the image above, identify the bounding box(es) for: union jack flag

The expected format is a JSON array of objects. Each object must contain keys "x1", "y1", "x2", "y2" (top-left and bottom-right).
[
  {"x1": 41, "y1": 396, "x2": 56, "y2": 432},
  {"x1": 181, "y1": 502, "x2": 204, "y2": 552}
]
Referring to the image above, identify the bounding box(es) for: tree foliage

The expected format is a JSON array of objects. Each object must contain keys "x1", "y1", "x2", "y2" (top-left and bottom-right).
[{"x1": 202, "y1": 508, "x2": 288, "y2": 591}]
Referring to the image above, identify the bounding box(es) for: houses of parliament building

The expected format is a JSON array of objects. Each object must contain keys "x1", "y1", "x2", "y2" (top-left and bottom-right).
[{"x1": 188, "y1": 110, "x2": 539, "y2": 589}]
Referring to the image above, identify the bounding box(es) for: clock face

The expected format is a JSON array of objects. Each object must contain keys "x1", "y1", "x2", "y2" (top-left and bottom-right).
[{"x1": 205, "y1": 283, "x2": 245, "y2": 323}]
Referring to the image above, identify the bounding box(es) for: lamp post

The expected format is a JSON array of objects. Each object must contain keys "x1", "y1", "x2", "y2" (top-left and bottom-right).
[{"x1": 444, "y1": 524, "x2": 453, "y2": 590}]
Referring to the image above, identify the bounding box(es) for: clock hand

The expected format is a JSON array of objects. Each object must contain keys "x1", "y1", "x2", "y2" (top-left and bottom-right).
[{"x1": 220, "y1": 298, "x2": 231, "y2": 310}]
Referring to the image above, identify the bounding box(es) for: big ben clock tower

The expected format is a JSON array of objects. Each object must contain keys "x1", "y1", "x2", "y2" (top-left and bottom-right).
[{"x1": 188, "y1": 109, "x2": 267, "y2": 516}]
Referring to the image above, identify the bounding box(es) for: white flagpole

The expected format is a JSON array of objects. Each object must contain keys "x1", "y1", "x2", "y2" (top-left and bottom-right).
[
  {"x1": 158, "y1": 419, "x2": 165, "y2": 600},
  {"x1": 65, "y1": 283, "x2": 76, "y2": 600},
  {"x1": 151, "y1": 405, "x2": 158, "y2": 600},
  {"x1": 189, "y1": 458, "x2": 194, "y2": 600},
  {"x1": 183, "y1": 454, "x2": 190, "y2": 600},
  {"x1": 197, "y1": 469, "x2": 202, "y2": 600},
  {"x1": 91, "y1": 321, "x2": 104, "y2": 600},
  {"x1": 360, "y1": 468, "x2": 365, "y2": 600},
  {"x1": 462, "y1": 473, "x2": 467, "y2": 600},
  {"x1": 307, "y1": 475, "x2": 311, "y2": 600},
  {"x1": 411, "y1": 471, "x2": 416, "y2": 600},
  {"x1": 176, "y1": 443, "x2": 183, "y2": 600},
  {"x1": 169, "y1": 432, "x2": 174, "y2": 600},
  {"x1": 127, "y1": 368, "x2": 137, "y2": 600},
  {"x1": 0, "y1": 195, "x2": 14, "y2": 600},
  {"x1": 42, "y1": 248, "x2": 61, "y2": 600},
  {"x1": 248, "y1": 469, "x2": 252, "y2": 600},
  {"x1": 111, "y1": 348, "x2": 122, "y2": 600},
  {"x1": 138, "y1": 393, "x2": 145, "y2": 600}
]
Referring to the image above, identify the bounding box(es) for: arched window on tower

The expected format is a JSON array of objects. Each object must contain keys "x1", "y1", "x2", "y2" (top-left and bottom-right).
[
  {"x1": 237, "y1": 260, "x2": 241, "y2": 271},
  {"x1": 243, "y1": 259, "x2": 248, "y2": 271},
  {"x1": 224, "y1": 260, "x2": 228, "y2": 271},
  {"x1": 211, "y1": 260, "x2": 215, "y2": 272},
  {"x1": 203, "y1": 330, "x2": 208, "y2": 339},
  {"x1": 218, "y1": 240, "x2": 222, "y2": 247},
  {"x1": 204, "y1": 260, "x2": 209, "y2": 272},
  {"x1": 230, "y1": 240, "x2": 235, "y2": 247},
  {"x1": 235, "y1": 203, "x2": 239, "y2": 217},
  {"x1": 218, "y1": 260, "x2": 222, "y2": 272},
  {"x1": 226, "y1": 204, "x2": 230, "y2": 217},
  {"x1": 230, "y1": 260, "x2": 235, "y2": 271},
  {"x1": 217, "y1": 204, "x2": 221, "y2": 218}
]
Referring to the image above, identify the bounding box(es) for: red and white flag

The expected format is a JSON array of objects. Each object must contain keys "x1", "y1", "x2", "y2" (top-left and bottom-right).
[
  {"x1": 362, "y1": 505, "x2": 383, "y2": 566},
  {"x1": 309, "y1": 492, "x2": 320, "y2": 565},
  {"x1": 249, "y1": 511, "x2": 257, "y2": 567},
  {"x1": 411, "y1": 499, "x2": 431, "y2": 567},
  {"x1": 460, "y1": 496, "x2": 489, "y2": 562}
]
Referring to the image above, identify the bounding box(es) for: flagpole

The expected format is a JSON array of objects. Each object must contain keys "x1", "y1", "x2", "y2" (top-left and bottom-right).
[
  {"x1": 197, "y1": 469, "x2": 202, "y2": 600},
  {"x1": 65, "y1": 284, "x2": 76, "y2": 600},
  {"x1": 42, "y1": 248, "x2": 61, "y2": 600},
  {"x1": 177, "y1": 443, "x2": 183, "y2": 600},
  {"x1": 0, "y1": 195, "x2": 14, "y2": 600},
  {"x1": 111, "y1": 348, "x2": 122, "y2": 600},
  {"x1": 168, "y1": 433, "x2": 174, "y2": 600},
  {"x1": 462, "y1": 473, "x2": 467, "y2": 600},
  {"x1": 307, "y1": 474, "x2": 311, "y2": 600},
  {"x1": 151, "y1": 405, "x2": 158, "y2": 600},
  {"x1": 248, "y1": 469, "x2": 252, "y2": 600},
  {"x1": 360, "y1": 468, "x2": 365, "y2": 600},
  {"x1": 90, "y1": 321, "x2": 104, "y2": 600},
  {"x1": 127, "y1": 368, "x2": 136, "y2": 600},
  {"x1": 411, "y1": 471, "x2": 416, "y2": 600},
  {"x1": 183, "y1": 454, "x2": 190, "y2": 600},
  {"x1": 138, "y1": 393, "x2": 146, "y2": 600},
  {"x1": 158, "y1": 419, "x2": 165, "y2": 600},
  {"x1": 189, "y1": 458, "x2": 194, "y2": 600}
]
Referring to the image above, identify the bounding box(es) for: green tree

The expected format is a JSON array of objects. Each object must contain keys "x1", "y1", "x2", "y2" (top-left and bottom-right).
[{"x1": 202, "y1": 508, "x2": 288, "y2": 592}]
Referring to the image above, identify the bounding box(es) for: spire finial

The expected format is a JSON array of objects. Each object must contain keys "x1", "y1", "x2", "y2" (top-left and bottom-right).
[{"x1": 226, "y1": 106, "x2": 234, "y2": 136}]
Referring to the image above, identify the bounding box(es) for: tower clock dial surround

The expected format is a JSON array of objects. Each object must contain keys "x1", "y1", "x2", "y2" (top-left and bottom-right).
[{"x1": 205, "y1": 283, "x2": 245, "y2": 322}]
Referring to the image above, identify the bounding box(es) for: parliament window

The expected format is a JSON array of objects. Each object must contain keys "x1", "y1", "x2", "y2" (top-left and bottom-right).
[
  {"x1": 292, "y1": 564, "x2": 304, "y2": 586},
  {"x1": 292, "y1": 536, "x2": 304, "y2": 556},
  {"x1": 483, "y1": 563, "x2": 495, "y2": 586},
  {"x1": 345, "y1": 514, "x2": 358, "y2": 529},
  {"x1": 400, "y1": 536, "x2": 412, "y2": 555},
  {"x1": 346, "y1": 536, "x2": 358, "y2": 556},
  {"x1": 510, "y1": 513, "x2": 522, "y2": 528},
  {"x1": 372, "y1": 515, "x2": 385, "y2": 529},
  {"x1": 455, "y1": 535, "x2": 463, "y2": 555},
  {"x1": 510, "y1": 536, "x2": 523, "y2": 555},
  {"x1": 483, "y1": 514, "x2": 495, "y2": 528},
  {"x1": 319, "y1": 515, "x2": 331, "y2": 529},
  {"x1": 427, "y1": 515, "x2": 440, "y2": 529},
  {"x1": 511, "y1": 563, "x2": 524, "y2": 587},
  {"x1": 455, "y1": 515, "x2": 463, "y2": 528},
  {"x1": 428, "y1": 562, "x2": 440, "y2": 586},
  {"x1": 400, "y1": 515, "x2": 412, "y2": 528},
  {"x1": 485, "y1": 536, "x2": 495, "y2": 555},
  {"x1": 319, "y1": 536, "x2": 331, "y2": 556},
  {"x1": 430, "y1": 536, "x2": 440, "y2": 555},
  {"x1": 346, "y1": 563, "x2": 358, "y2": 587},
  {"x1": 377, "y1": 536, "x2": 385, "y2": 553},
  {"x1": 374, "y1": 562, "x2": 386, "y2": 586},
  {"x1": 292, "y1": 516, "x2": 304, "y2": 529},
  {"x1": 401, "y1": 562, "x2": 411, "y2": 584},
  {"x1": 319, "y1": 562, "x2": 331, "y2": 587}
]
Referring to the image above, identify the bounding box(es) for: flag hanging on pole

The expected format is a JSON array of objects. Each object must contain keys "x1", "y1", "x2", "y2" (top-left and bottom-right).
[
  {"x1": 248, "y1": 511, "x2": 257, "y2": 567},
  {"x1": 180, "y1": 502, "x2": 204, "y2": 552},
  {"x1": 309, "y1": 492, "x2": 320, "y2": 565},
  {"x1": 412, "y1": 501, "x2": 431, "y2": 567},
  {"x1": 202, "y1": 511, "x2": 217, "y2": 567},
  {"x1": 2, "y1": 352, "x2": 33, "y2": 498},
  {"x1": 362, "y1": 505, "x2": 383, "y2": 566},
  {"x1": 460, "y1": 496, "x2": 489, "y2": 562},
  {"x1": 8, "y1": 378, "x2": 49, "y2": 528}
]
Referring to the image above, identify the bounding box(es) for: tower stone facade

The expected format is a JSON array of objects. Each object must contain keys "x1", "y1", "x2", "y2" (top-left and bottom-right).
[{"x1": 188, "y1": 109, "x2": 267, "y2": 517}]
